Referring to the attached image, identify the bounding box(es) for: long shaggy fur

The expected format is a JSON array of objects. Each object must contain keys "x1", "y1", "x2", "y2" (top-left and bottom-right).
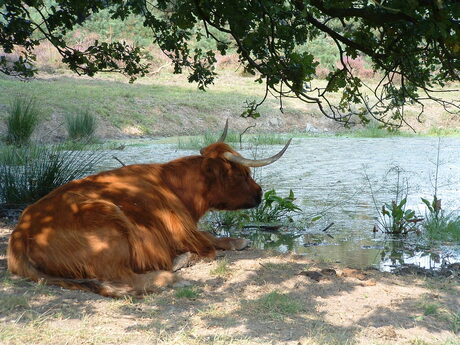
[{"x1": 7, "y1": 143, "x2": 262, "y2": 297}]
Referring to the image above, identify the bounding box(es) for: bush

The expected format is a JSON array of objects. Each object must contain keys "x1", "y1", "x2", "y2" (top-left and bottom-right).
[
  {"x1": 65, "y1": 110, "x2": 97, "y2": 142},
  {"x1": 0, "y1": 144, "x2": 105, "y2": 208},
  {"x1": 5, "y1": 96, "x2": 41, "y2": 146}
]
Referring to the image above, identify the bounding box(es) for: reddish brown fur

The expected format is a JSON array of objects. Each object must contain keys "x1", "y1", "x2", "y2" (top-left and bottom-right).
[{"x1": 7, "y1": 143, "x2": 262, "y2": 297}]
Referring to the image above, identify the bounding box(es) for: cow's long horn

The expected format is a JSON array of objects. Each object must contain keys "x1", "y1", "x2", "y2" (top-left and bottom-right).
[
  {"x1": 217, "y1": 119, "x2": 229, "y2": 142},
  {"x1": 223, "y1": 139, "x2": 292, "y2": 167}
]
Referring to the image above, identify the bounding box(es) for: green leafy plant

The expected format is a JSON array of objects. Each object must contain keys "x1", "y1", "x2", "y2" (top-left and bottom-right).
[
  {"x1": 380, "y1": 198, "x2": 420, "y2": 234},
  {"x1": 366, "y1": 166, "x2": 421, "y2": 234},
  {"x1": 5, "y1": 96, "x2": 41, "y2": 146},
  {"x1": 422, "y1": 196, "x2": 460, "y2": 242},
  {"x1": 65, "y1": 109, "x2": 97, "y2": 142},
  {"x1": 0, "y1": 144, "x2": 105, "y2": 208},
  {"x1": 421, "y1": 139, "x2": 460, "y2": 242},
  {"x1": 208, "y1": 189, "x2": 302, "y2": 229},
  {"x1": 247, "y1": 189, "x2": 302, "y2": 224}
]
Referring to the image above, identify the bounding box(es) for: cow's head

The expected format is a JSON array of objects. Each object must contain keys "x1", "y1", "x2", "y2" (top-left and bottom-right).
[{"x1": 200, "y1": 121, "x2": 291, "y2": 211}]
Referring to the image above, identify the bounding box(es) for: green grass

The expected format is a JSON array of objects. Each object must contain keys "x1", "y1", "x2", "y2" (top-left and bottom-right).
[
  {"x1": 423, "y1": 211, "x2": 460, "y2": 242},
  {"x1": 0, "y1": 72, "x2": 307, "y2": 137},
  {"x1": 0, "y1": 295, "x2": 30, "y2": 313},
  {"x1": 174, "y1": 287, "x2": 200, "y2": 299},
  {"x1": 249, "y1": 133, "x2": 289, "y2": 145},
  {"x1": 426, "y1": 127, "x2": 460, "y2": 137},
  {"x1": 65, "y1": 109, "x2": 97, "y2": 141},
  {"x1": 249, "y1": 291, "x2": 302, "y2": 320},
  {"x1": 421, "y1": 302, "x2": 441, "y2": 316},
  {"x1": 210, "y1": 259, "x2": 231, "y2": 277},
  {"x1": 4, "y1": 96, "x2": 42, "y2": 146},
  {"x1": 177, "y1": 130, "x2": 240, "y2": 150},
  {"x1": 336, "y1": 123, "x2": 410, "y2": 138},
  {"x1": 0, "y1": 144, "x2": 105, "y2": 206}
]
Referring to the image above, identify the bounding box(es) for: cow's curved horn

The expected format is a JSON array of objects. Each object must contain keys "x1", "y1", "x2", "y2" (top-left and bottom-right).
[
  {"x1": 223, "y1": 139, "x2": 292, "y2": 167},
  {"x1": 217, "y1": 119, "x2": 229, "y2": 142}
]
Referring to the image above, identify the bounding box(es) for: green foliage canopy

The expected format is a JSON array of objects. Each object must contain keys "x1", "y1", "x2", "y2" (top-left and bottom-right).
[{"x1": 1, "y1": 0, "x2": 459, "y2": 127}]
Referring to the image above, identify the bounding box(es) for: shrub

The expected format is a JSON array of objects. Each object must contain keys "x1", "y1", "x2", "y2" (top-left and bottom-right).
[
  {"x1": 0, "y1": 144, "x2": 105, "y2": 208},
  {"x1": 5, "y1": 96, "x2": 41, "y2": 146},
  {"x1": 65, "y1": 110, "x2": 97, "y2": 142}
]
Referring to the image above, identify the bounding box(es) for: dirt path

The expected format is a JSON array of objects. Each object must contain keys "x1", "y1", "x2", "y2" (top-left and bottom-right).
[{"x1": 1, "y1": 223, "x2": 459, "y2": 345}]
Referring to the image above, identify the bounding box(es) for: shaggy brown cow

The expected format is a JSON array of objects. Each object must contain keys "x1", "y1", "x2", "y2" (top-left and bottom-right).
[{"x1": 7, "y1": 124, "x2": 291, "y2": 297}]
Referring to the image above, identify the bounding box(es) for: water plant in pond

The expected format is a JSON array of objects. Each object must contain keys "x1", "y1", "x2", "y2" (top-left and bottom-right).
[
  {"x1": 366, "y1": 166, "x2": 421, "y2": 235},
  {"x1": 420, "y1": 138, "x2": 460, "y2": 242},
  {"x1": 207, "y1": 189, "x2": 302, "y2": 229},
  {"x1": 247, "y1": 189, "x2": 302, "y2": 224},
  {"x1": 4, "y1": 96, "x2": 42, "y2": 146},
  {"x1": 422, "y1": 196, "x2": 460, "y2": 242},
  {"x1": 380, "y1": 198, "x2": 420, "y2": 234}
]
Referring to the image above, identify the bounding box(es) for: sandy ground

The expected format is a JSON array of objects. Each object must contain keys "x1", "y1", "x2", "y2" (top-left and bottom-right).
[{"x1": 0, "y1": 221, "x2": 459, "y2": 345}]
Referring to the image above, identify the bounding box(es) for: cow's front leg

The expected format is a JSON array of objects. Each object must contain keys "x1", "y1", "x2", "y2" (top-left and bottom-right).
[{"x1": 200, "y1": 231, "x2": 250, "y2": 251}]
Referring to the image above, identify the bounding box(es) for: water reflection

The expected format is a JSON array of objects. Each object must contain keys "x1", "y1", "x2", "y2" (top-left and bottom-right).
[{"x1": 98, "y1": 137, "x2": 460, "y2": 271}]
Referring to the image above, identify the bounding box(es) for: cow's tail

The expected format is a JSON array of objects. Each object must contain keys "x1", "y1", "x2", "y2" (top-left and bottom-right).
[{"x1": 7, "y1": 230, "x2": 143, "y2": 298}]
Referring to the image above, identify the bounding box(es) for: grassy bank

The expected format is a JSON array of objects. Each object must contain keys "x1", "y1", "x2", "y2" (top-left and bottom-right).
[
  {"x1": 1, "y1": 71, "x2": 459, "y2": 141},
  {"x1": 0, "y1": 71, "x2": 319, "y2": 139}
]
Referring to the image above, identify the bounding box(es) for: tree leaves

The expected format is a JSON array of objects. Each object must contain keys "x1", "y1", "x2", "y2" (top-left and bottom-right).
[{"x1": 1, "y1": 0, "x2": 459, "y2": 126}]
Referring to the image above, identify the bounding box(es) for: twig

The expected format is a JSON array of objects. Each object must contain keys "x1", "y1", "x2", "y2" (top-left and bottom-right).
[
  {"x1": 321, "y1": 222, "x2": 334, "y2": 232},
  {"x1": 239, "y1": 124, "x2": 256, "y2": 149},
  {"x1": 112, "y1": 155, "x2": 126, "y2": 166}
]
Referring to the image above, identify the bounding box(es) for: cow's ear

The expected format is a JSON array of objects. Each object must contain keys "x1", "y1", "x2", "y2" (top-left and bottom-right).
[{"x1": 201, "y1": 157, "x2": 224, "y2": 180}]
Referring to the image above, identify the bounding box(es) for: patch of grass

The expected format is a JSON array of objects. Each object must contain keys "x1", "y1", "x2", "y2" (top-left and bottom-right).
[
  {"x1": 422, "y1": 211, "x2": 460, "y2": 242},
  {"x1": 250, "y1": 291, "x2": 302, "y2": 320},
  {"x1": 450, "y1": 310, "x2": 460, "y2": 334},
  {"x1": 4, "y1": 96, "x2": 41, "y2": 146},
  {"x1": 197, "y1": 305, "x2": 227, "y2": 318},
  {"x1": 176, "y1": 130, "x2": 240, "y2": 150},
  {"x1": 249, "y1": 133, "x2": 288, "y2": 145},
  {"x1": 421, "y1": 302, "x2": 441, "y2": 316},
  {"x1": 65, "y1": 109, "x2": 97, "y2": 142},
  {"x1": 0, "y1": 295, "x2": 29, "y2": 313},
  {"x1": 210, "y1": 259, "x2": 231, "y2": 277},
  {"x1": 261, "y1": 262, "x2": 293, "y2": 271},
  {"x1": 337, "y1": 122, "x2": 411, "y2": 138},
  {"x1": 426, "y1": 127, "x2": 460, "y2": 137},
  {"x1": 0, "y1": 144, "x2": 105, "y2": 207},
  {"x1": 175, "y1": 286, "x2": 200, "y2": 299}
]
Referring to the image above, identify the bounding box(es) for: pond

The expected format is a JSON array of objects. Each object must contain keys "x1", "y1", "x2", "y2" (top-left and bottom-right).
[{"x1": 99, "y1": 137, "x2": 460, "y2": 271}]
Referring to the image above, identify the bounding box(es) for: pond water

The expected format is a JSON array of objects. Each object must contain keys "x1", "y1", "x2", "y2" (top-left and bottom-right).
[{"x1": 99, "y1": 137, "x2": 460, "y2": 271}]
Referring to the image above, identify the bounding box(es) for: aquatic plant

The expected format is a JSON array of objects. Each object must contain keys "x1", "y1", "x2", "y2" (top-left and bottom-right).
[
  {"x1": 366, "y1": 166, "x2": 421, "y2": 235},
  {"x1": 208, "y1": 189, "x2": 302, "y2": 229}
]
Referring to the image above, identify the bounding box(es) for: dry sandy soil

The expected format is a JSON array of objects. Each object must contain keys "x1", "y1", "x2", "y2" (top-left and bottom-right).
[{"x1": 0, "y1": 220, "x2": 459, "y2": 345}]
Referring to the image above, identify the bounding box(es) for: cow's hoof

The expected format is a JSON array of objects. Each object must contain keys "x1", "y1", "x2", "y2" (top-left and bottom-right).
[
  {"x1": 173, "y1": 252, "x2": 197, "y2": 271},
  {"x1": 233, "y1": 238, "x2": 251, "y2": 250}
]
